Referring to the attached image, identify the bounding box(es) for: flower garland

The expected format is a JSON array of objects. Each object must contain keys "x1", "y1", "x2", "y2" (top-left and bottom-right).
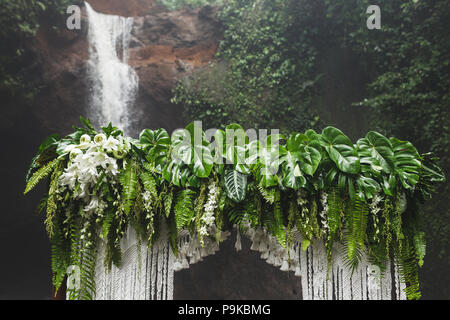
[{"x1": 24, "y1": 118, "x2": 445, "y2": 300}]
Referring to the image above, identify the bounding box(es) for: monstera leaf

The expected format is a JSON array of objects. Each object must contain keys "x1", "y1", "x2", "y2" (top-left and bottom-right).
[
  {"x1": 280, "y1": 150, "x2": 306, "y2": 190},
  {"x1": 285, "y1": 134, "x2": 322, "y2": 176},
  {"x1": 355, "y1": 175, "x2": 381, "y2": 200},
  {"x1": 357, "y1": 131, "x2": 395, "y2": 175},
  {"x1": 390, "y1": 138, "x2": 421, "y2": 190},
  {"x1": 223, "y1": 169, "x2": 248, "y2": 202},
  {"x1": 214, "y1": 124, "x2": 250, "y2": 174},
  {"x1": 139, "y1": 128, "x2": 171, "y2": 170},
  {"x1": 255, "y1": 134, "x2": 286, "y2": 188},
  {"x1": 320, "y1": 127, "x2": 360, "y2": 174},
  {"x1": 171, "y1": 123, "x2": 213, "y2": 178}
]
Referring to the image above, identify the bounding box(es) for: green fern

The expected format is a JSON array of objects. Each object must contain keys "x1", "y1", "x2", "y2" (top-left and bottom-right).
[
  {"x1": 395, "y1": 241, "x2": 421, "y2": 300},
  {"x1": 346, "y1": 196, "x2": 368, "y2": 266},
  {"x1": 174, "y1": 189, "x2": 196, "y2": 231},
  {"x1": 326, "y1": 188, "x2": 342, "y2": 259},
  {"x1": 140, "y1": 171, "x2": 158, "y2": 200},
  {"x1": 50, "y1": 218, "x2": 70, "y2": 294},
  {"x1": 66, "y1": 223, "x2": 98, "y2": 300},
  {"x1": 270, "y1": 190, "x2": 286, "y2": 247},
  {"x1": 24, "y1": 158, "x2": 58, "y2": 194},
  {"x1": 163, "y1": 186, "x2": 174, "y2": 218},
  {"x1": 45, "y1": 160, "x2": 64, "y2": 237},
  {"x1": 119, "y1": 159, "x2": 139, "y2": 215},
  {"x1": 258, "y1": 185, "x2": 276, "y2": 204}
]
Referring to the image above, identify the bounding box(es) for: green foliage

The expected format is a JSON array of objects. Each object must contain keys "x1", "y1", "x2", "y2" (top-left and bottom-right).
[
  {"x1": 223, "y1": 169, "x2": 247, "y2": 203},
  {"x1": 174, "y1": 189, "x2": 196, "y2": 231},
  {"x1": 0, "y1": 0, "x2": 82, "y2": 98},
  {"x1": 158, "y1": 0, "x2": 220, "y2": 11},
  {"x1": 172, "y1": 0, "x2": 322, "y2": 132},
  {"x1": 24, "y1": 158, "x2": 58, "y2": 194},
  {"x1": 119, "y1": 159, "x2": 139, "y2": 215},
  {"x1": 25, "y1": 119, "x2": 445, "y2": 299}
]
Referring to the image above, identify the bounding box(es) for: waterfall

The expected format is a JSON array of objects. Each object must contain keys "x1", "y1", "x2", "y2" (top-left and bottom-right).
[{"x1": 85, "y1": 2, "x2": 138, "y2": 135}]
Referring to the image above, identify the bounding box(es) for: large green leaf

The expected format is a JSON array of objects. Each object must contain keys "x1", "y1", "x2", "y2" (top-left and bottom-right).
[
  {"x1": 357, "y1": 131, "x2": 395, "y2": 175},
  {"x1": 139, "y1": 128, "x2": 171, "y2": 170},
  {"x1": 280, "y1": 150, "x2": 306, "y2": 190},
  {"x1": 223, "y1": 169, "x2": 248, "y2": 202},
  {"x1": 320, "y1": 127, "x2": 360, "y2": 174},
  {"x1": 214, "y1": 124, "x2": 250, "y2": 174},
  {"x1": 285, "y1": 133, "x2": 322, "y2": 176},
  {"x1": 172, "y1": 123, "x2": 213, "y2": 178},
  {"x1": 390, "y1": 137, "x2": 421, "y2": 190}
]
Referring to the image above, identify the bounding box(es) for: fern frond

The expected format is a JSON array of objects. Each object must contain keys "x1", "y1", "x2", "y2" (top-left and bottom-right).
[
  {"x1": 50, "y1": 218, "x2": 70, "y2": 294},
  {"x1": 24, "y1": 158, "x2": 58, "y2": 194},
  {"x1": 163, "y1": 186, "x2": 174, "y2": 218},
  {"x1": 346, "y1": 196, "x2": 368, "y2": 265},
  {"x1": 395, "y1": 241, "x2": 421, "y2": 300},
  {"x1": 140, "y1": 171, "x2": 158, "y2": 200},
  {"x1": 174, "y1": 189, "x2": 196, "y2": 231},
  {"x1": 119, "y1": 159, "x2": 139, "y2": 215},
  {"x1": 45, "y1": 160, "x2": 64, "y2": 237},
  {"x1": 258, "y1": 185, "x2": 276, "y2": 204},
  {"x1": 270, "y1": 190, "x2": 286, "y2": 247}
]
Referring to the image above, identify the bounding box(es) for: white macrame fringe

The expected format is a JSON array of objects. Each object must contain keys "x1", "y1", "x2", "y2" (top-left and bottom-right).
[
  {"x1": 89, "y1": 226, "x2": 229, "y2": 300},
  {"x1": 73, "y1": 225, "x2": 406, "y2": 300},
  {"x1": 246, "y1": 227, "x2": 407, "y2": 300},
  {"x1": 92, "y1": 225, "x2": 175, "y2": 300}
]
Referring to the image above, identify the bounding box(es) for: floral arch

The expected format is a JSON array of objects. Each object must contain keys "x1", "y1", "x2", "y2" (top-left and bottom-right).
[{"x1": 24, "y1": 118, "x2": 445, "y2": 300}]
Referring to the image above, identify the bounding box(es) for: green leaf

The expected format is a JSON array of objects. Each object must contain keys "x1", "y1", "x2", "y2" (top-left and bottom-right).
[
  {"x1": 357, "y1": 131, "x2": 395, "y2": 174},
  {"x1": 390, "y1": 138, "x2": 421, "y2": 190},
  {"x1": 223, "y1": 169, "x2": 247, "y2": 202},
  {"x1": 320, "y1": 127, "x2": 360, "y2": 174},
  {"x1": 119, "y1": 160, "x2": 139, "y2": 215},
  {"x1": 24, "y1": 158, "x2": 59, "y2": 194},
  {"x1": 174, "y1": 189, "x2": 196, "y2": 231}
]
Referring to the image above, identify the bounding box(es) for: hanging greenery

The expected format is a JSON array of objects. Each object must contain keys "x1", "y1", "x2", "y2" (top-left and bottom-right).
[{"x1": 25, "y1": 117, "x2": 445, "y2": 300}]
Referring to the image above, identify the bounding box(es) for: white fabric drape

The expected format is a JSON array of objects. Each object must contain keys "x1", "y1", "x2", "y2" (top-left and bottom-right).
[{"x1": 87, "y1": 227, "x2": 406, "y2": 300}]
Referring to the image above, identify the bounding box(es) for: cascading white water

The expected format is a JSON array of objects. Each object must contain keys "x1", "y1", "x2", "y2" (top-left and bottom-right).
[
  {"x1": 85, "y1": 2, "x2": 138, "y2": 135},
  {"x1": 83, "y1": 3, "x2": 177, "y2": 300}
]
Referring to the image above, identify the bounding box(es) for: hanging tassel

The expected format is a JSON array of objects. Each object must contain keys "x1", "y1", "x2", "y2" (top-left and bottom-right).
[
  {"x1": 235, "y1": 228, "x2": 242, "y2": 252},
  {"x1": 280, "y1": 260, "x2": 289, "y2": 271},
  {"x1": 295, "y1": 266, "x2": 301, "y2": 277}
]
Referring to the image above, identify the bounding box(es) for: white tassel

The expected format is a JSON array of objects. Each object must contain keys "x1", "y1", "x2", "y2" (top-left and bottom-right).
[
  {"x1": 295, "y1": 266, "x2": 301, "y2": 277},
  {"x1": 235, "y1": 228, "x2": 242, "y2": 252},
  {"x1": 280, "y1": 260, "x2": 289, "y2": 271}
]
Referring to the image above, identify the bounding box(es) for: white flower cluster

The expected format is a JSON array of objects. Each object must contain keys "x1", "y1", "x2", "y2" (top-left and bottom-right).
[
  {"x1": 58, "y1": 134, "x2": 129, "y2": 216},
  {"x1": 369, "y1": 193, "x2": 383, "y2": 241},
  {"x1": 142, "y1": 190, "x2": 154, "y2": 233},
  {"x1": 199, "y1": 181, "x2": 218, "y2": 239},
  {"x1": 319, "y1": 191, "x2": 329, "y2": 234}
]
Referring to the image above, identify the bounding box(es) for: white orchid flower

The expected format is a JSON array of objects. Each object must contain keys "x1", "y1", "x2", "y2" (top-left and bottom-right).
[
  {"x1": 63, "y1": 144, "x2": 77, "y2": 154},
  {"x1": 80, "y1": 134, "x2": 92, "y2": 144},
  {"x1": 75, "y1": 143, "x2": 90, "y2": 150},
  {"x1": 94, "y1": 134, "x2": 107, "y2": 146},
  {"x1": 69, "y1": 148, "x2": 83, "y2": 161},
  {"x1": 103, "y1": 136, "x2": 120, "y2": 153}
]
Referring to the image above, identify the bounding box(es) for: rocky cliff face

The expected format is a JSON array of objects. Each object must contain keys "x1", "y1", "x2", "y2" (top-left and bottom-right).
[{"x1": 25, "y1": 0, "x2": 302, "y2": 300}]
